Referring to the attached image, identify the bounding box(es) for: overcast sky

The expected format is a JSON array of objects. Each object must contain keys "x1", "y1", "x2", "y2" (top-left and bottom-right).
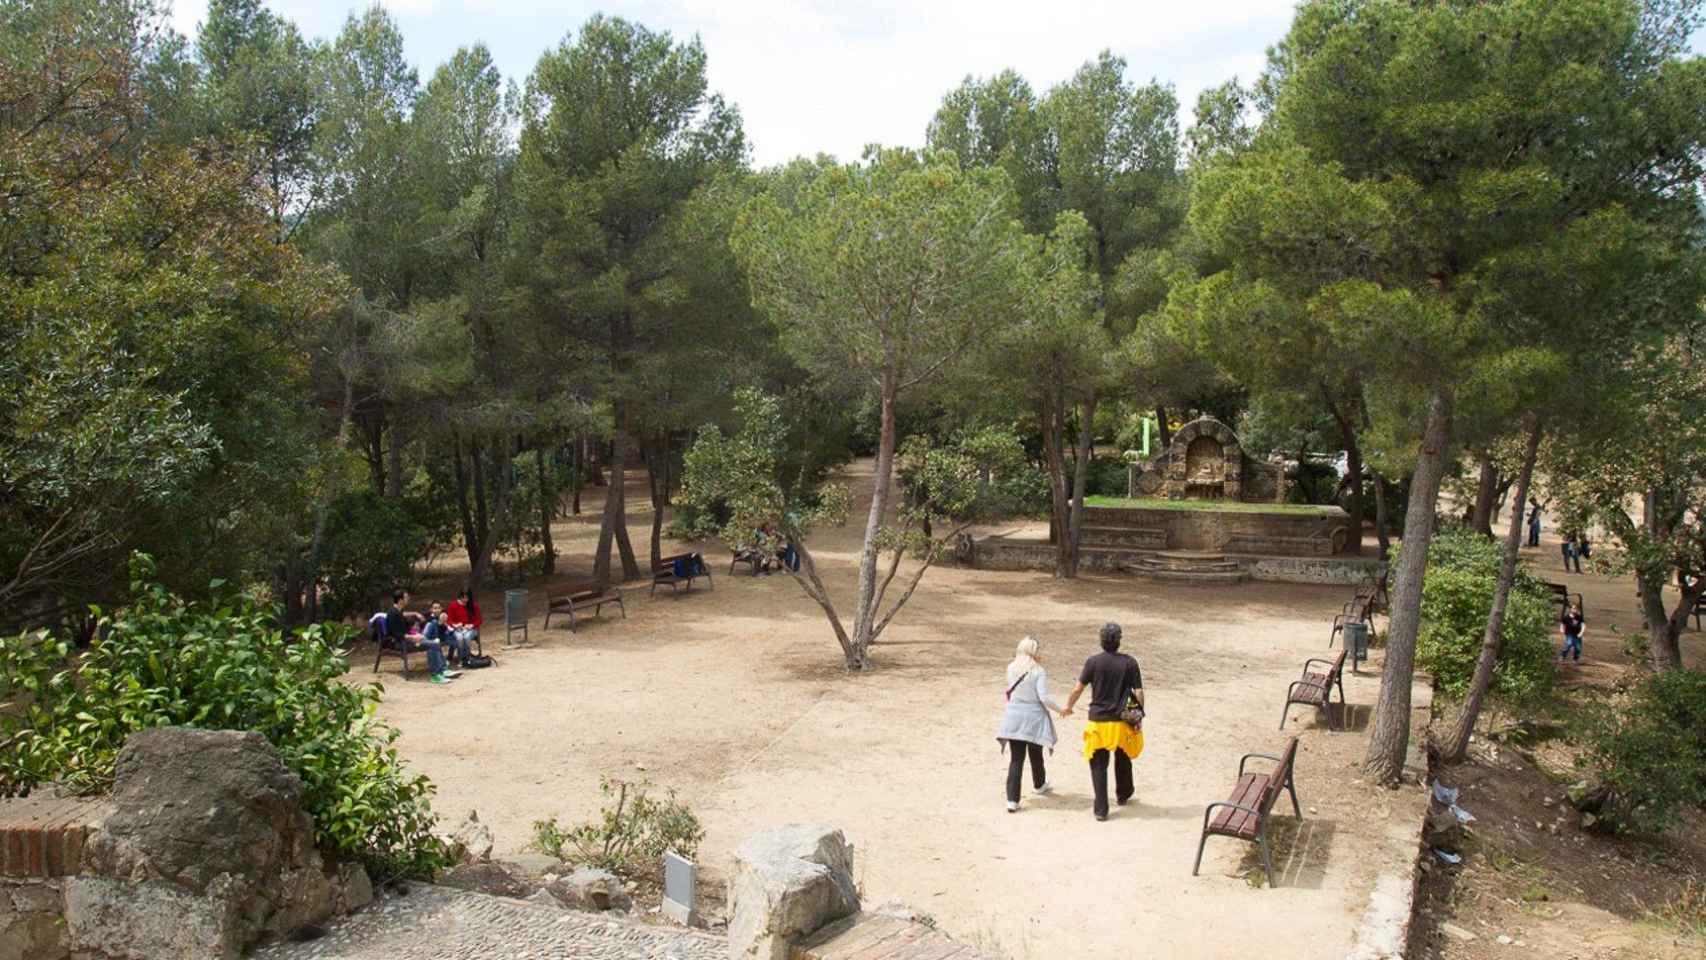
[{"x1": 167, "y1": 2, "x2": 1706, "y2": 169}]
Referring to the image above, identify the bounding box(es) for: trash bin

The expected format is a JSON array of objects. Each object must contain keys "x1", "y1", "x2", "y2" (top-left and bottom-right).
[
  {"x1": 1343, "y1": 620, "x2": 1369, "y2": 667},
  {"x1": 504, "y1": 589, "x2": 529, "y2": 646}
]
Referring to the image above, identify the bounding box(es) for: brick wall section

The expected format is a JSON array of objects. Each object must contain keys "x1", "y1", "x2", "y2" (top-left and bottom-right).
[{"x1": 0, "y1": 797, "x2": 109, "y2": 878}]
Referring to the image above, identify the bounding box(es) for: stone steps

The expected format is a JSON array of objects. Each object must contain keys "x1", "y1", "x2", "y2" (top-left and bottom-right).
[
  {"x1": 794, "y1": 912, "x2": 993, "y2": 960},
  {"x1": 1130, "y1": 550, "x2": 1250, "y2": 585}
]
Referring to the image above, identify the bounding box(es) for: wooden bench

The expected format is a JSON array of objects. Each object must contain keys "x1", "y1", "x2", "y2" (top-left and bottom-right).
[
  {"x1": 1280, "y1": 649, "x2": 1347, "y2": 730},
  {"x1": 652, "y1": 552, "x2": 712, "y2": 596},
  {"x1": 730, "y1": 547, "x2": 764, "y2": 576},
  {"x1": 1694, "y1": 595, "x2": 1705, "y2": 631},
  {"x1": 544, "y1": 584, "x2": 626, "y2": 631},
  {"x1": 1329, "y1": 590, "x2": 1377, "y2": 647},
  {"x1": 1193, "y1": 736, "x2": 1302, "y2": 888},
  {"x1": 1542, "y1": 581, "x2": 1584, "y2": 614},
  {"x1": 369, "y1": 618, "x2": 435, "y2": 676}
]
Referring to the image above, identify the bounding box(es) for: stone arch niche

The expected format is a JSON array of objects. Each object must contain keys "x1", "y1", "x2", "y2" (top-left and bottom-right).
[{"x1": 1165, "y1": 418, "x2": 1243, "y2": 500}]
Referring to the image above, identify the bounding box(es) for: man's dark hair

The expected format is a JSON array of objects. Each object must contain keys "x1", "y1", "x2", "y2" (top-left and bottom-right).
[
  {"x1": 1099, "y1": 622, "x2": 1122, "y2": 652},
  {"x1": 392, "y1": 588, "x2": 407, "y2": 604},
  {"x1": 458, "y1": 587, "x2": 473, "y2": 602}
]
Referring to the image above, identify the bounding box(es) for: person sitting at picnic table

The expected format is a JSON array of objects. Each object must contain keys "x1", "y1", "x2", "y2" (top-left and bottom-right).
[
  {"x1": 384, "y1": 589, "x2": 455, "y2": 683},
  {"x1": 446, "y1": 588, "x2": 482, "y2": 661}
]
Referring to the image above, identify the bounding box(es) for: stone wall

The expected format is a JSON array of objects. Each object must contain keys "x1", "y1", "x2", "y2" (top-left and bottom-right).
[
  {"x1": 0, "y1": 795, "x2": 109, "y2": 960},
  {"x1": 969, "y1": 535, "x2": 1381, "y2": 584},
  {"x1": 1084, "y1": 504, "x2": 1352, "y2": 556}
]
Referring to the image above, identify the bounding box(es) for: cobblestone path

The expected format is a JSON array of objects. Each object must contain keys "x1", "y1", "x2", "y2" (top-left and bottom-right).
[{"x1": 252, "y1": 885, "x2": 726, "y2": 960}]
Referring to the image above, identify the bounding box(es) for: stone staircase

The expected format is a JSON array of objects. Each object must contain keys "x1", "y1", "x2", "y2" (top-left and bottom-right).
[
  {"x1": 794, "y1": 912, "x2": 994, "y2": 960},
  {"x1": 1129, "y1": 549, "x2": 1249, "y2": 584}
]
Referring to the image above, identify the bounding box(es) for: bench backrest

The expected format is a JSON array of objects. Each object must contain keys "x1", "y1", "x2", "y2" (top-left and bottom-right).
[
  {"x1": 1324, "y1": 649, "x2": 1347, "y2": 682},
  {"x1": 1259, "y1": 737, "x2": 1300, "y2": 815}
]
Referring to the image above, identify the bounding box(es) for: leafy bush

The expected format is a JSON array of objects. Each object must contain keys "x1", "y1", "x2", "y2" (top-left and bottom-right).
[
  {"x1": 1414, "y1": 529, "x2": 1557, "y2": 705},
  {"x1": 1578, "y1": 669, "x2": 1706, "y2": 834},
  {"x1": 531, "y1": 778, "x2": 704, "y2": 881},
  {"x1": 317, "y1": 490, "x2": 429, "y2": 619},
  {"x1": 1063, "y1": 455, "x2": 1130, "y2": 497},
  {"x1": 0, "y1": 555, "x2": 449, "y2": 879}
]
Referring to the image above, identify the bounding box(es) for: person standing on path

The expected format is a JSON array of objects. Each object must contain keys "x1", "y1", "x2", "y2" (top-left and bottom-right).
[
  {"x1": 1559, "y1": 601, "x2": 1585, "y2": 662},
  {"x1": 1528, "y1": 503, "x2": 1542, "y2": 547},
  {"x1": 1064, "y1": 623, "x2": 1144, "y2": 821},
  {"x1": 995, "y1": 635, "x2": 1068, "y2": 813},
  {"x1": 1562, "y1": 533, "x2": 1582, "y2": 573}
]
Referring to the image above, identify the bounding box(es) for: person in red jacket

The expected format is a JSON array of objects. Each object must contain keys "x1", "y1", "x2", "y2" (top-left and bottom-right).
[{"x1": 446, "y1": 587, "x2": 483, "y2": 663}]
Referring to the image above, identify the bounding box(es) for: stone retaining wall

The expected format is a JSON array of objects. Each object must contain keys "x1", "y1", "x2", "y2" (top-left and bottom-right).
[
  {"x1": 0, "y1": 796, "x2": 110, "y2": 960},
  {"x1": 970, "y1": 536, "x2": 1382, "y2": 585}
]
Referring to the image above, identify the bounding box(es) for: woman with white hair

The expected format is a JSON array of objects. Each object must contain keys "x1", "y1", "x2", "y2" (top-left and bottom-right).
[{"x1": 995, "y1": 634, "x2": 1069, "y2": 813}]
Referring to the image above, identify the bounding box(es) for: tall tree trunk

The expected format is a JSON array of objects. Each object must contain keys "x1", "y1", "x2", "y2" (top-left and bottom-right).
[
  {"x1": 1440, "y1": 418, "x2": 1543, "y2": 762},
  {"x1": 1325, "y1": 391, "x2": 1366, "y2": 553},
  {"x1": 385, "y1": 417, "x2": 404, "y2": 498},
  {"x1": 1373, "y1": 470, "x2": 1392, "y2": 560},
  {"x1": 362, "y1": 417, "x2": 386, "y2": 494},
  {"x1": 536, "y1": 445, "x2": 557, "y2": 575},
  {"x1": 645, "y1": 435, "x2": 666, "y2": 570},
  {"x1": 1364, "y1": 389, "x2": 1454, "y2": 784},
  {"x1": 1470, "y1": 453, "x2": 1500, "y2": 538},
  {"x1": 468, "y1": 436, "x2": 515, "y2": 591},
  {"x1": 595, "y1": 408, "x2": 642, "y2": 585},
  {"x1": 453, "y1": 436, "x2": 480, "y2": 568},
  {"x1": 1041, "y1": 394, "x2": 1072, "y2": 572},
  {"x1": 1155, "y1": 405, "x2": 1172, "y2": 449},
  {"x1": 572, "y1": 434, "x2": 584, "y2": 515},
  {"x1": 848, "y1": 387, "x2": 899, "y2": 669},
  {"x1": 1063, "y1": 389, "x2": 1096, "y2": 578},
  {"x1": 471, "y1": 441, "x2": 491, "y2": 558},
  {"x1": 296, "y1": 376, "x2": 359, "y2": 628}
]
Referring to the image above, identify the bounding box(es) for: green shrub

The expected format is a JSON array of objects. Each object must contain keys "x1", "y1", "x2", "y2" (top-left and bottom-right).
[
  {"x1": 1414, "y1": 529, "x2": 1557, "y2": 705},
  {"x1": 0, "y1": 555, "x2": 448, "y2": 879},
  {"x1": 532, "y1": 778, "x2": 704, "y2": 881},
  {"x1": 1579, "y1": 669, "x2": 1706, "y2": 834},
  {"x1": 1063, "y1": 455, "x2": 1129, "y2": 497},
  {"x1": 317, "y1": 490, "x2": 429, "y2": 619}
]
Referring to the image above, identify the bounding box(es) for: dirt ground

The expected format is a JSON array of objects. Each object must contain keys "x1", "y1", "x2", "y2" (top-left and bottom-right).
[
  {"x1": 373, "y1": 461, "x2": 1427, "y2": 959},
  {"x1": 1408, "y1": 531, "x2": 1706, "y2": 960}
]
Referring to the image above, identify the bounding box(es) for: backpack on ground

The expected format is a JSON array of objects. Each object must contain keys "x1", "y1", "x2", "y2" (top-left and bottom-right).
[{"x1": 462, "y1": 654, "x2": 494, "y2": 669}]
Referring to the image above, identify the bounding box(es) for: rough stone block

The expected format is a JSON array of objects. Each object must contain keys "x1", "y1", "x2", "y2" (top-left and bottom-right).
[{"x1": 728, "y1": 824, "x2": 858, "y2": 960}]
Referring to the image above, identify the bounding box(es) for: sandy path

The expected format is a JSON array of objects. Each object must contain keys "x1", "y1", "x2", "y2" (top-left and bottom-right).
[{"x1": 376, "y1": 460, "x2": 1433, "y2": 959}]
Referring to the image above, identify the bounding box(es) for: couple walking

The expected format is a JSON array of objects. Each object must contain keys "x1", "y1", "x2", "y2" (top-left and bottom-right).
[{"x1": 996, "y1": 623, "x2": 1144, "y2": 821}]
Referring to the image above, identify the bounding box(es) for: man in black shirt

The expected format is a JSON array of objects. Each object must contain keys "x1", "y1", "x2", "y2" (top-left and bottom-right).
[{"x1": 1065, "y1": 622, "x2": 1145, "y2": 820}]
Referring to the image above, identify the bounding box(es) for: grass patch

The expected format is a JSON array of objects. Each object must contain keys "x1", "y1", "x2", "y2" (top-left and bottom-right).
[{"x1": 1084, "y1": 496, "x2": 1340, "y2": 515}]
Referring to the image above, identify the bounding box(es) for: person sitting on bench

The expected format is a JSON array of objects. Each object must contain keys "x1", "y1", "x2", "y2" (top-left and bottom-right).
[
  {"x1": 446, "y1": 587, "x2": 482, "y2": 657},
  {"x1": 385, "y1": 589, "x2": 456, "y2": 683},
  {"x1": 422, "y1": 602, "x2": 471, "y2": 667}
]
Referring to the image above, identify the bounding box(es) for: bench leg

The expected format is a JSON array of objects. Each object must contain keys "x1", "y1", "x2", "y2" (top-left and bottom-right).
[
  {"x1": 1192, "y1": 809, "x2": 1214, "y2": 876},
  {"x1": 1257, "y1": 828, "x2": 1275, "y2": 888},
  {"x1": 618, "y1": 597, "x2": 627, "y2": 619},
  {"x1": 1278, "y1": 699, "x2": 1295, "y2": 731},
  {"x1": 543, "y1": 609, "x2": 552, "y2": 630},
  {"x1": 1286, "y1": 772, "x2": 1302, "y2": 818}
]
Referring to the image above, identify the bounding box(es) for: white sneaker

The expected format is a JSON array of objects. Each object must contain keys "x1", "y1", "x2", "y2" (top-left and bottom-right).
[
  {"x1": 442, "y1": 669, "x2": 462, "y2": 678},
  {"x1": 1036, "y1": 781, "x2": 1053, "y2": 796},
  {"x1": 1005, "y1": 801, "x2": 1019, "y2": 813}
]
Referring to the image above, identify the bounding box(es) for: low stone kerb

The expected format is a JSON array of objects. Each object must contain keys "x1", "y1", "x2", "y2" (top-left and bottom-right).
[{"x1": 0, "y1": 796, "x2": 110, "y2": 878}]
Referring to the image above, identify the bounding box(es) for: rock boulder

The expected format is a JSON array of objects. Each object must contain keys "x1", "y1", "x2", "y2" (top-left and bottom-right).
[
  {"x1": 65, "y1": 727, "x2": 350, "y2": 959},
  {"x1": 727, "y1": 824, "x2": 859, "y2": 960}
]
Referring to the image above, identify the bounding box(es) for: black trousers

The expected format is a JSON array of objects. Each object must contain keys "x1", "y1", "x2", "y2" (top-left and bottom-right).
[
  {"x1": 1004, "y1": 740, "x2": 1045, "y2": 803},
  {"x1": 1088, "y1": 749, "x2": 1133, "y2": 817}
]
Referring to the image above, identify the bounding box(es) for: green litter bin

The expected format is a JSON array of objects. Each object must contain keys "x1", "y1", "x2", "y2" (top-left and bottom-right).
[
  {"x1": 1343, "y1": 620, "x2": 1369, "y2": 667},
  {"x1": 504, "y1": 589, "x2": 529, "y2": 646}
]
